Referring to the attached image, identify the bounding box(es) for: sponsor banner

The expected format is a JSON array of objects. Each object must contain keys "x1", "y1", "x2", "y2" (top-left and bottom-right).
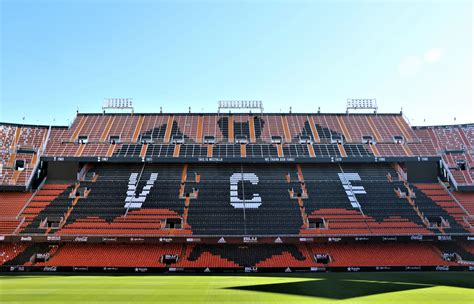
[
  {"x1": 437, "y1": 235, "x2": 452, "y2": 241},
  {"x1": 47, "y1": 236, "x2": 61, "y2": 241},
  {"x1": 43, "y1": 266, "x2": 57, "y2": 272},
  {"x1": 0, "y1": 265, "x2": 471, "y2": 273},
  {"x1": 74, "y1": 236, "x2": 88, "y2": 242},
  {"x1": 274, "y1": 237, "x2": 283, "y2": 243},
  {"x1": 135, "y1": 267, "x2": 148, "y2": 273},
  {"x1": 243, "y1": 237, "x2": 258, "y2": 243},
  {"x1": 186, "y1": 238, "x2": 202, "y2": 243},
  {"x1": 436, "y1": 265, "x2": 450, "y2": 271}
]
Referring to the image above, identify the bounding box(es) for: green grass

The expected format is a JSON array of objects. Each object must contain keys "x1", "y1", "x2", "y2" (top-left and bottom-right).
[{"x1": 1, "y1": 272, "x2": 473, "y2": 303}]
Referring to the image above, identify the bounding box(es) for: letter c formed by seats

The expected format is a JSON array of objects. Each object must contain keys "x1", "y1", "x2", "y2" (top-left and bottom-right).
[{"x1": 229, "y1": 173, "x2": 262, "y2": 209}]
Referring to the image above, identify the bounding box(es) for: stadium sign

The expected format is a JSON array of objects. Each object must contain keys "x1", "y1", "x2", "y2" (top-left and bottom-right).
[
  {"x1": 243, "y1": 236, "x2": 258, "y2": 243},
  {"x1": 436, "y1": 266, "x2": 449, "y2": 271},
  {"x1": 47, "y1": 236, "x2": 61, "y2": 241},
  {"x1": 43, "y1": 266, "x2": 57, "y2": 272},
  {"x1": 437, "y1": 235, "x2": 452, "y2": 241},
  {"x1": 135, "y1": 268, "x2": 148, "y2": 273}
]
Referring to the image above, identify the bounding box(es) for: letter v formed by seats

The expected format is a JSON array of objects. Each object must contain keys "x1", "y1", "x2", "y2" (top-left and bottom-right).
[{"x1": 124, "y1": 173, "x2": 158, "y2": 209}]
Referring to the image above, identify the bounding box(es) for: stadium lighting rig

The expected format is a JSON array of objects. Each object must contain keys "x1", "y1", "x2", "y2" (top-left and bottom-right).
[
  {"x1": 346, "y1": 98, "x2": 378, "y2": 113},
  {"x1": 218, "y1": 100, "x2": 264, "y2": 114},
  {"x1": 102, "y1": 98, "x2": 134, "y2": 113}
]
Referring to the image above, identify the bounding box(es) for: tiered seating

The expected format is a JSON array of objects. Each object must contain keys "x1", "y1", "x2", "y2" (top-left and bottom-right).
[
  {"x1": 416, "y1": 125, "x2": 474, "y2": 187},
  {"x1": 186, "y1": 164, "x2": 302, "y2": 235},
  {"x1": 43, "y1": 127, "x2": 79, "y2": 157},
  {"x1": 0, "y1": 124, "x2": 17, "y2": 165},
  {"x1": 0, "y1": 243, "x2": 28, "y2": 265},
  {"x1": 38, "y1": 243, "x2": 182, "y2": 267},
  {"x1": 56, "y1": 164, "x2": 190, "y2": 235},
  {"x1": 0, "y1": 192, "x2": 33, "y2": 234},
  {"x1": 300, "y1": 164, "x2": 431, "y2": 235},
  {"x1": 0, "y1": 123, "x2": 49, "y2": 187},
  {"x1": 181, "y1": 244, "x2": 313, "y2": 268},
  {"x1": 311, "y1": 243, "x2": 455, "y2": 266},
  {"x1": 436, "y1": 242, "x2": 474, "y2": 262},
  {"x1": 15, "y1": 163, "x2": 473, "y2": 237},
  {"x1": 19, "y1": 184, "x2": 71, "y2": 234},
  {"x1": 1, "y1": 242, "x2": 468, "y2": 268},
  {"x1": 453, "y1": 192, "x2": 474, "y2": 215},
  {"x1": 42, "y1": 113, "x2": 442, "y2": 160},
  {"x1": 411, "y1": 184, "x2": 469, "y2": 233},
  {"x1": 178, "y1": 244, "x2": 240, "y2": 268},
  {"x1": 202, "y1": 115, "x2": 224, "y2": 142},
  {"x1": 341, "y1": 115, "x2": 375, "y2": 142}
]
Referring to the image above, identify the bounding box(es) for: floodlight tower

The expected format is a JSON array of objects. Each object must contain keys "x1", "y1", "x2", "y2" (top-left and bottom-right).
[
  {"x1": 102, "y1": 98, "x2": 134, "y2": 114},
  {"x1": 346, "y1": 99, "x2": 378, "y2": 114},
  {"x1": 218, "y1": 100, "x2": 264, "y2": 114}
]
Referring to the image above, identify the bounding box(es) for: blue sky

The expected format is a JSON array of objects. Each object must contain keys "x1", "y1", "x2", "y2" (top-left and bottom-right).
[{"x1": 1, "y1": 0, "x2": 472, "y2": 126}]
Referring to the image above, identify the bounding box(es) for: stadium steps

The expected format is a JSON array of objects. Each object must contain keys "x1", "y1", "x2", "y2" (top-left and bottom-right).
[
  {"x1": 308, "y1": 116, "x2": 320, "y2": 143},
  {"x1": 20, "y1": 184, "x2": 73, "y2": 234}
]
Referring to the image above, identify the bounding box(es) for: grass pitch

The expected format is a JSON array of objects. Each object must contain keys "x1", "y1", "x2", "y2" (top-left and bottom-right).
[{"x1": 1, "y1": 272, "x2": 473, "y2": 303}]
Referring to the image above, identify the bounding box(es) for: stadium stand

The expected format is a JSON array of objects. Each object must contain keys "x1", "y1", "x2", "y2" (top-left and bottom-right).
[
  {"x1": 414, "y1": 124, "x2": 474, "y2": 189},
  {"x1": 453, "y1": 191, "x2": 474, "y2": 215},
  {"x1": 0, "y1": 192, "x2": 33, "y2": 234},
  {"x1": 0, "y1": 111, "x2": 473, "y2": 273},
  {"x1": 0, "y1": 124, "x2": 49, "y2": 188}
]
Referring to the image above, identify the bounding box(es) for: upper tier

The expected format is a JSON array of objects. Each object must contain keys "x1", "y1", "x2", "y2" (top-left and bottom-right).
[{"x1": 42, "y1": 113, "x2": 438, "y2": 162}]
